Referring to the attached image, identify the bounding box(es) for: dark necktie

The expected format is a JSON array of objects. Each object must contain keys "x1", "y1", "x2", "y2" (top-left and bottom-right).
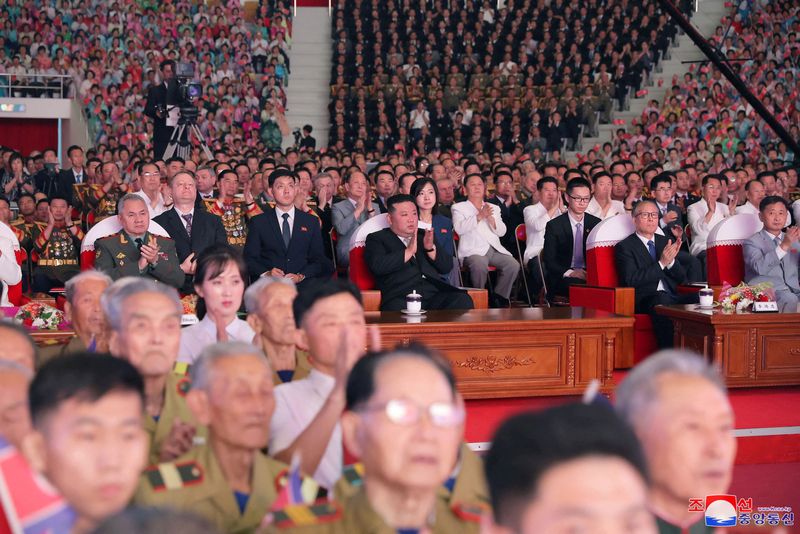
[
  {"x1": 135, "y1": 237, "x2": 144, "y2": 251},
  {"x1": 571, "y1": 222, "x2": 584, "y2": 269},
  {"x1": 282, "y1": 213, "x2": 291, "y2": 248},
  {"x1": 647, "y1": 240, "x2": 656, "y2": 261},
  {"x1": 182, "y1": 213, "x2": 193, "y2": 237}
]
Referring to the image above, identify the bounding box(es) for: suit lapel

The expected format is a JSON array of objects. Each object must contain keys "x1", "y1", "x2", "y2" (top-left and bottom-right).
[{"x1": 170, "y1": 209, "x2": 190, "y2": 241}]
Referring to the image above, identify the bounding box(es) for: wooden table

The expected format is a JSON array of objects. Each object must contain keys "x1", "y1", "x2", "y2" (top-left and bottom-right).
[
  {"x1": 366, "y1": 307, "x2": 634, "y2": 399},
  {"x1": 657, "y1": 305, "x2": 800, "y2": 387}
]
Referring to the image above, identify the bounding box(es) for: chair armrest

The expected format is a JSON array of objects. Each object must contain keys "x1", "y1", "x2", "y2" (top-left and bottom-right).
[{"x1": 570, "y1": 285, "x2": 635, "y2": 316}]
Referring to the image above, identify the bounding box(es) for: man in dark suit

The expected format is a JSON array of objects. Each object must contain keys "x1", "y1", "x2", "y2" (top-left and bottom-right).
[
  {"x1": 487, "y1": 170, "x2": 524, "y2": 254},
  {"x1": 144, "y1": 60, "x2": 176, "y2": 161},
  {"x1": 244, "y1": 169, "x2": 333, "y2": 287},
  {"x1": 615, "y1": 200, "x2": 698, "y2": 348},
  {"x1": 650, "y1": 171, "x2": 703, "y2": 281},
  {"x1": 57, "y1": 145, "x2": 86, "y2": 206},
  {"x1": 154, "y1": 170, "x2": 228, "y2": 292},
  {"x1": 365, "y1": 194, "x2": 473, "y2": 311},
  {"x1": 542, "y1": 177, "x2": 601, "y2": 300}
]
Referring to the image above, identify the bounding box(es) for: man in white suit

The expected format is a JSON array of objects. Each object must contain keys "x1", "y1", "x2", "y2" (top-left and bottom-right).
[
  {"x1": 452, "y1": 173, "x2": 519, "y2": 307},
  {"x1": 743, "y1": 196, "x2": 800, "y2": 312},
  {"x1": 332, "y1": 169, "x2": 379, "y2": 269},
  {"x1": 736, "y1": 179, "x2": 789, "y2": 232}
]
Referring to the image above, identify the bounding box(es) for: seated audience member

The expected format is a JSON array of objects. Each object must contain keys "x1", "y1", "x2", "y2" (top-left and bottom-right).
[
  {"x1": 452, "y1": 174, "x2": 519, "y2": 307},
  {"x1": 616, "y1": 350, "x2": 736, "y2": 532},
  {"x1": 269, "y1": 280, "x2": 367, "y2": 488},
  {"x1": 484, "y1": 403, "x2": 657, "y2": 534},
  {"x1": 650, "y1": 173, "x2": 703, "y2": 282},
  {"x1": 244, "y1": 169, "x2": 333, "y2": 285},
  {"x1": 195, "y1": 165, "x2": 217, "y2": 202},
  {"x1": 616, "y1": 201, "x2": 698, "y2": 348},
  {"x1": 586, "y1": 172, "x2": 626, "y2": 220},
  {"x1": 332, "y1": 169, "x2": 379, "y2": 268},
  {"x1": 133, "y1": 162, "x2": 168, "y2": 218},
  {"x1": 373, "y1": 169, "x2": 397, "y2": 213},
  {"x1": 743, "y1": 196, "x2": 800, "y2": 312},
  {"x1": 244, "y1": 276, "x2": 312, "y2": 384},
  {"x1": 104, "y1": 277, "x2": 204, "y2": 463},
  {"x1": 268, "y1": 346, "x2": 481, "y2": 532},
  {"x1": 687, "y1": 174, "x2": 729, "y2": 274},
  {"x1": 310, "y1": 172, "x2": 336, "y2": 258},
  {"x1": 0, "y1": 360, "x2": 32, "y2": 448},
  {"x1": 736, "y1": 179, "x2": 789, "y2": 231},
  {"x1": 154, "y1": 170, "x2": 228, "y2": 293},
  {"x1": 203, "y1": 169, "x2": 261, "y2": 248},
  {"x1": 487, "y1": 171, "x2": 525, "y2": 253},
  {"x1": 411, "y1": 177, "x2": 457, "y2": 283},
  {"x1": 0, "y1": 321, "x2": 37, "y2": 371},
  {"x1": 523, "y1": 177, "x2": 563, "y2": 293},
  {"x1": 178, "y1": 245, "x2": 255, "y2": 364},
  {"x1": 366, "y1": 195, "x2": 473, "y2": 311},
  {"x1": 136, "y1": 342, "x2": 312, "y2": 533},
  {"x1": 30, "y1": 195, "x2": 83, "y2": 293},
  {"x1": 48, "y1": 270, "x2": 112, "y2": 359},
  {"x1": 94, "y1": 194, "x2": 184, "y2": 288},
  {"x1": 0, "y1": 203, "x2": 22, "y2": 304},
  {"x1": 542, "y1": 178, "x2": 600, "y2": 300},
  {"x1": 22, "y1": 354, "x2": 149, "y2": 534}
]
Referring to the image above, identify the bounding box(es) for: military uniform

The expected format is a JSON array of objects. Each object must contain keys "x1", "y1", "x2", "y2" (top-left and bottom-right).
[
  {"x1": 333, "y1": 443, "x2": 489, "y2": 510},
  {"x1": 203, "y1": 198, "x2": 261, "y2": 248},
  {"x1": 135, "y1": 444, "x2": 292, "y2": 534},
  {"x1": 38, "y1": 335, "x2": 86, "y2": 366},
  {"x1": 30, "y1": 222, "x2": 83, "y2": 292},
  {"x1": 271, "y1": 349, "x2": 313, "y2": 385},
  {"x1": 86, "y1": 183, "x2": 127, "y2": 224},
  {"x1": 10, "y1": 217, "x2": 34, "y2": 250},
  {"x1": 267, "y1": 486, "x2": 482, "y2": 533},
  {"x1": 71, "y1": 183, "x2": 92, "y2": 229},
  {"x1": 94, "y1": 231, "x2": 185, "y2": 288},
  {"x1": 145, "y1": 363, "x2": 208, "y2": 465}
]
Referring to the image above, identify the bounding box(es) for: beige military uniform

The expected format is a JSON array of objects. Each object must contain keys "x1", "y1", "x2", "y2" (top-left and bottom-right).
[
  {"x1": 144, "y1": 364, "x2": 208, "y2": 464},
  {"x1": 271, "y1": 349, "x2": 313, "y2": 386},
  {"x1": 134, "y1": 444, "x2": 290, "y2": 534},
  {"x1": 38, "y1": 335, "x2": 85, "y2": 366},
  {"x1": 267, "y1": 486, "x2": 482, "y2": 533}
]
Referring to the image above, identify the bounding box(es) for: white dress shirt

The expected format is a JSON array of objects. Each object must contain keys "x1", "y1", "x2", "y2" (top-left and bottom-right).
[
  {"x1": 586, "y1": 198, "x2": 625, "y2": 220},
  {"x1": 275, "y1": 205, "x2": 295, "y2": 238},
  {"x1": 72, "y1": 167, "x2": 84, "y2": 184},
  {"x1": 174, "y1": 206, "x2": 195, "y2": 231},
  {"x1": 522, "y1": 203, "x2": 561, "y2": 262},
  {"x1": 268, "y1": 369, "x2": 341, "y2": 489},
  {"x1": 635, "y1": 232, "x2": 674, "y2": 292},
  {"x1": 177, "y1": 315, "x2": 256, "y2": 364},
  {"x1": 134, "y1": 189, "x2": 168, "y2": 218},
  {"x1": 687, "y1": 200, "x2": 729, "y2": 256},
  {"x1": 451, "y1": 200, "x2": 510, "y2": 260}
]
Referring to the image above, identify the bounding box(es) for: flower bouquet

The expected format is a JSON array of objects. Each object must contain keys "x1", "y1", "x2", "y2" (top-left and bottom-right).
[
  {"x1": 181, "y1": 294, "x2": 198, "y2": 315},
  {"x1": 718, "y1": 282, "x2": 775, "y2": 312},
  {"x1": 14, "y1": 302, "x2": 66, "y2": 330}
]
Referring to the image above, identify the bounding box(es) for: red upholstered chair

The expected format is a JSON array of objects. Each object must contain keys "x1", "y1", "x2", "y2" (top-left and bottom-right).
[
  {"x1": 706, "y1": 214, "x2": 761, "y2": 287},
  {"x1": 348, "y1": 214, "x2": 390, "y2": 290},
  {"x1": 80, "y1": 218, "x2": 171, "y2": 270},
  {"x1": 569, "y1": 214, "x2": 656, "y2": 368}
]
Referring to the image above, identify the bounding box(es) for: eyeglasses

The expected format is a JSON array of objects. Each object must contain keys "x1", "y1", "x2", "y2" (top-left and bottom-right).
[
  {"x1": 357, "y1": 398, "x2": 465, "y2": 428},
  {"x1": 141, "y1": 172, "x2": 160, "y2": 177},
  {"x1": 636, "y1": 212, "x2": 660, "y2": 219},
  {"x1": 568, "y1": 194, "x2": 591, "y2": 203}
]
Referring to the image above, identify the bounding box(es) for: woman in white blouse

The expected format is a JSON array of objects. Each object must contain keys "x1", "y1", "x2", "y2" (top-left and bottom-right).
[
  {"x1": 178, "y1": 245, "x2": 255, "y2": 364},
  {"x1": 0, "y1": 229, "x2": 22, "y2": 307},
  {"x1": 586, "y1": 173, "x2": 626, "y2": 220}
]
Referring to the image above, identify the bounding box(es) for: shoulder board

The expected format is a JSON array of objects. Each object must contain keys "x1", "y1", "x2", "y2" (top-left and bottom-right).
[
  {"x1": 173, "y1": 361, "x2": 190, "y2": 376},
  {"x1": 154, "y1": 234, "x2": 174, "y2": 242},
  {"x1": 34, "y1": 221, "x2": 47, "y2": 229},
  {"x1": 144, "y1": 461, "x2": 204, "y2": 492},
  {"x1": 341, "y1": 463, "x2": 364, "y2": 487},
  {"x1": 451, "y1": 502, "x2": 488, "y2": 523},
  {"x1": 203, "y1": 198, "x2": 215, "y2": 207},
  {"x1": 272, "y1": 502, "x2": 342, "y2": 529},
  {"x1": 274, "y1": 468, "x2": 324, "y2": 503}
]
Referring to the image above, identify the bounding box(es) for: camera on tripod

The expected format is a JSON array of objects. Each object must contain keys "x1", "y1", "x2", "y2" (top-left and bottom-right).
[{"x1": 174, "y1": 61, "x2": 202, "y2": 123}]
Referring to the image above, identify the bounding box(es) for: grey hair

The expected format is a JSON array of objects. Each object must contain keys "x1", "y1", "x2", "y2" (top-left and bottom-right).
[
  {"x1": 117, "y1": 193, "x2": 147, "y2": 213},
  {"x1": 190, "y1": 341, "x2": 269, "y2": 391},
  {"x1": 615, "y1": 349, "x2": 726, "y2": 427},
  {"x1": 64, "y1": 269, "x2": 112, "y2": 305},
  {"x1": 0, "y1": 359, "x2": 33, "y2": 379},
  {"x1": 632, "y1": 199, "x2": 658, "y2": 217},
  {"x1": 313, "y1": 171, "x2": 333, "y2": 185},
  {"x1": 243, "y1": 276, "x2": 296, "y2": 313},
  {"x1": 101, "y1": 277, "x2": 182, "y2": 332}
]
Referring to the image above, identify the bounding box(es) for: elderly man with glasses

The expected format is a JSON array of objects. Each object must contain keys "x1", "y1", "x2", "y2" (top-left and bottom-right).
[{"x1": 616, "y1": 200, "x2": 699, "y2": 348}]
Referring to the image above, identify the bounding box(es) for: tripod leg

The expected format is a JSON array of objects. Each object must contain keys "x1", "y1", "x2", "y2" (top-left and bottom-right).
[
  {"x1": 188, "y1": 123, "x2": 214, "y2": 160},
  {"x1": 163, "y1": 124, "x2": 186, "y2": 160}
]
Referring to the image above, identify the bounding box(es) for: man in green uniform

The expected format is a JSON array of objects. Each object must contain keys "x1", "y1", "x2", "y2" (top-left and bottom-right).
[
  {"x1": 94, "y1": 194, "x2": 184, "y2": 288},
  {"x1": 616, "y1": 350, "x2": 737, "y2": 533},
  {"x1": 134, "y1": 342, "x2": 318, "y2": 533},
  {"x1": 30, "y1": 194, "x2": 83, "y2": 293},
  {"x1": 103, "y1": 277, "x2": 204, "y2": 464},
  {"x1": 484, "y1": 403, "x2": 657, "y2": 534},
  {"x1": 267, "y1": 345, "x2": 483, "y2": 532}
]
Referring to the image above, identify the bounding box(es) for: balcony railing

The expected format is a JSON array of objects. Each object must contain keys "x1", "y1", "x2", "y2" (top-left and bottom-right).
[{"x1": 0, "y1": 72, "x2": 73, "y2": 99}]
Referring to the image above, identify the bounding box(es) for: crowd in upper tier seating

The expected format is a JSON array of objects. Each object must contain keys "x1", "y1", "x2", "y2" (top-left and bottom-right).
[
  {"x1": 0, "y1": 0, "x2": 294, "y2": 151},
  {"x1": 605, "y1": 0, "x2": 800, "y2": 172},
  {"x1": 326, "y1": 0, "x2": 689, "y2": 156}
]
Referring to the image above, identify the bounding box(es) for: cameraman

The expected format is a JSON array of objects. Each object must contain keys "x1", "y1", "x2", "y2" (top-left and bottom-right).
[
  {"x1": 144, "y1": 60, "x2": 177, "y2": 161},
  {"x1": 33, "y1": 148, "x2": 61, "y2": 198}
]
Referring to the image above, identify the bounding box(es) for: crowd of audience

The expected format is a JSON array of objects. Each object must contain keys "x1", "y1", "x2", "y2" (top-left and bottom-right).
[
  {"x1": 0, "y1": 0, "x2": 294, "y2": 150},
  {"x1": 326, "y1": 0, "x2": 689, "y2": 156}
]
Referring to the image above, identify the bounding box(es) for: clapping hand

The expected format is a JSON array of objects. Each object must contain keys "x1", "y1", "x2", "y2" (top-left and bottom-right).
[
  {"x1": 159, "y1": 420, "x2": 197, "y2": 462},
  {"x1": 138, "y1": 235, "x2": 160, "y2": 269},
  {"x1": 180, "y1": 252, "x2": 197, "y2": 275},
  {"x1": 660, "y1": 236, "x2": 681, "y2": 266},
  {"x1": 423, "y1": 228, "x2": 435, "y2": 252},
  {"x1": 404, "y1": 229, "x2": 418, "y2": 262},
  {"x1": 781, "y1": 226, "x2": 800, "y2": 250}
]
